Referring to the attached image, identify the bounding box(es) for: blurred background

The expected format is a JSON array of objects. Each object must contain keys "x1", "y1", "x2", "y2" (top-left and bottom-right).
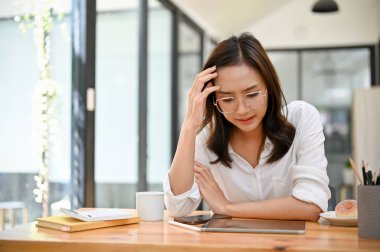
[{"x1": 0, "y1": 0, "x2": 379, "y2": 229}]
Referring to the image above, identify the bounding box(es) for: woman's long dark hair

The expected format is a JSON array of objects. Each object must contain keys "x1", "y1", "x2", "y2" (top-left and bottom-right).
[{"x1": 201, "y1": 33, "x2": 295, "y2": 167}]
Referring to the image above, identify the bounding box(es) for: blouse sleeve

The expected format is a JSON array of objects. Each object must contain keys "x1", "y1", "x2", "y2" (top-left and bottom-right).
[
  {"x1": 163, "y1": 128, "x2": 210, "y2": 217},
  {"x1": 291, "y1": 102, "x2": 331, "y2": 212},
  {"x1": 163, "y1": 170, "x2": 202, "y2": 217}
]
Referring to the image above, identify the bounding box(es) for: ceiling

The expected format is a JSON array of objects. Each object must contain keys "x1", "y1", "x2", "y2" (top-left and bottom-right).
[
  {"x1": 1, "y1": 0, "x2": 378, "y2": 48},
  {"x1": 171, "y1": 0, "x2": 290, "y2": 39},
  {"x1": 170, "y1": 0, "x2": 380, "y2": 48}
]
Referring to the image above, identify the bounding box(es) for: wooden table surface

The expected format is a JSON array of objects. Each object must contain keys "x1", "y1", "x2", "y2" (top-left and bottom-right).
[{"x1": 0, "y1": 210, "x2": 379, "y2": 252}]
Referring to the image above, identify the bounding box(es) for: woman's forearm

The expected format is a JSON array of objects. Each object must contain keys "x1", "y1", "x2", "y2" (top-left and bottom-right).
[
  {"x1": 168, "y1": 125, "x2": 198, "y2": 195},
  {"x1": 224, "y1": 196, "x2": 321, "y2": 221},
  {"x1": 168, "y1": 66, "x2": 219, "y2": 196}
]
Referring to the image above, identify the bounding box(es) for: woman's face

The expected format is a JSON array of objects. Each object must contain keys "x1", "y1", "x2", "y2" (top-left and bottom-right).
[{"x1": 213, "y1": 63, "x2": 268, "y2": 134}]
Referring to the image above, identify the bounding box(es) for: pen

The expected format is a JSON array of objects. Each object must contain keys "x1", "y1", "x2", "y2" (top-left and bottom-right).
[
  {"x1": 366, "y1": 164, "x2": 374, "y2": 185},
  {"x1": 61, "y1": 208, "x2": 92, "y2": 217},
  {"x1": 168, "y1": 220, "x2": 202, "y2": 231},
  {"x1": 367, "y1": 170, "x2": 373, "y2": 185},
  {"x1": 362, "y1": 160, "x2": 367, "y2": 185}
]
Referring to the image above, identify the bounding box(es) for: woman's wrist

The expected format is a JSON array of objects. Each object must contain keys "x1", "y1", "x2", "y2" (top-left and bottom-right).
[
  {"x1": 224, "y1": 202, "x2": 234, "y2": 216},
  {"x1": 182, "y1": 121, "x2": 201, "y2": 134}
]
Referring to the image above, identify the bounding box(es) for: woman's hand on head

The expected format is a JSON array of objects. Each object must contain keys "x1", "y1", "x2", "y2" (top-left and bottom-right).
[{"x1": 183, "y1": 66, "x2": 219, "y2": 131}]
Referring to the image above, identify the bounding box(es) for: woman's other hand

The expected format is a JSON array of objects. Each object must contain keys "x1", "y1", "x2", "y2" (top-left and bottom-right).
[
  {"x1": 194, "y1": 161, "x2": 230, "y2": 215},
  {"x1": 183, "y1": 66, "x2": 219, "y2": 131}
]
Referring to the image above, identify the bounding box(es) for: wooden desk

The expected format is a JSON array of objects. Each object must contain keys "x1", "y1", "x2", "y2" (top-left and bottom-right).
[{"x1": 0, "y1": 211, "x2": 379, "y2": 252}]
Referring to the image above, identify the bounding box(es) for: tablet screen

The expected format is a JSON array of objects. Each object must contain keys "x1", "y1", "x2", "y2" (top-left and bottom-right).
[{"x1": 202, "y1": 218, "x2": 306, "y2": 234}]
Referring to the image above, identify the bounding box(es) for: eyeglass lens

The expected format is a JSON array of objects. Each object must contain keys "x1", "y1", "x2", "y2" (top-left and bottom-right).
[{"x1": 216, "y1": 91, "x2": 265, "y2": 114}]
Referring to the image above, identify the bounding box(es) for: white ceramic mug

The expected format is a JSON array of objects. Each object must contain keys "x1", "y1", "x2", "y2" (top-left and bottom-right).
[{"x1": 136, "y1": 191, "x2": 164, "y2": 221}]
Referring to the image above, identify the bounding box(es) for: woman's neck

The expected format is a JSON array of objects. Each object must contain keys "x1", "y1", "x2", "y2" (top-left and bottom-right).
[
  {"x1": 233, "y1": 123, "x2": 265, "y2": 142},
  {"x1": 230, "y1": 123, "x2": 266, "y2": 167}
]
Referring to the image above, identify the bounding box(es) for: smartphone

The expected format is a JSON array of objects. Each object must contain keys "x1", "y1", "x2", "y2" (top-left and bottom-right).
[{"x1": 173, "y1": 214, "x2": 212, "y2": 225}]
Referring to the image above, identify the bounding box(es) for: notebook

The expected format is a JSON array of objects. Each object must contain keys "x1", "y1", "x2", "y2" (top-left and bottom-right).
[
  {"x1": 60, "y1": 208, "x2": 133, "y2": 221},
  {"x1": 36, "y1": 214, "x2": 140, "y2": 232},
  {"x1": 169, "y1": 217, "x2": 306, "y2": 234}
]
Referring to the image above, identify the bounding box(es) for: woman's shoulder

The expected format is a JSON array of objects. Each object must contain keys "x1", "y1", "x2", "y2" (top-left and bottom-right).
[{"x1": 285, "y1": 100, "x2": 321, "y2": 128}]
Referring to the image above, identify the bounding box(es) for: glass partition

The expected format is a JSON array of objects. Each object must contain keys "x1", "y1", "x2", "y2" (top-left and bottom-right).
[
  {"x1": 0, "y1": 0, "x2": 72, "y2": 223},
  {"x1": 95, "y1": 0, "x2": 139, "y2": 208},
  {"x1": 177, "y1": 20, "x2": 202, "y2": 129},
  {"x1": 268, "y1": 51, "x2": 299, "y2": 102},
  {"x1": 301, "y1": 48, "x2": 371, "y2": 194},
  {"x1": 147, "y1": 0, "x2": 172, "y2": 191},
  {"x1": 268, "y1": 48, "x2": 371, "y2": 201}
]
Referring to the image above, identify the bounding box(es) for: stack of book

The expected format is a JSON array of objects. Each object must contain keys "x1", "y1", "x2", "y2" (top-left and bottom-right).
[{"x1": 36, "y1": 209, "x2": 140, "y2": 232}]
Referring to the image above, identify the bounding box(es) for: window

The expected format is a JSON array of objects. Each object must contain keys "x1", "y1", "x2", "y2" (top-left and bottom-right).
[
  {"x1": 268, "y1": 52, "x2": 299, "y2": 102},
  {"x1": 269, "y1": 48, "x2": 372, "y2": 198},
  {"x1": 177, "y1": 19, "x2": 202, "y2": 128},
  {"x1": 301, "y1": 49, "x2": 370, "y2": 193},
  {"x1": 0, "y1": 0, "x2": 72, "y2": 221},
  {"x1": 95, "y1": 0, "x2": 139, "y2": 208},
  {"x1": 147, "y1": 0, "x2": 172, "y2": 190}
]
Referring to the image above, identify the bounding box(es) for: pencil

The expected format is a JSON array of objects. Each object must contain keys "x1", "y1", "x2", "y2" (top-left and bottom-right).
[{"x1": 349, "y1": 157, "x2": 364, "y2": 185}]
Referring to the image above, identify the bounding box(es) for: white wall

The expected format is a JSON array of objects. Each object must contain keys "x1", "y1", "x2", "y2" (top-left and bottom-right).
[
  {"x1": 352, "y1": 87, "x2": 380, "y2": 179},
  {"x1": 247, "y1": 0, "x2": 380, "y2": 49}
]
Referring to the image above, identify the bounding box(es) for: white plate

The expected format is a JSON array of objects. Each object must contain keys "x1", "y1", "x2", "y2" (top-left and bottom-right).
[{"x1": 319, "y1": 211, "x2": 357, "y2": 227}]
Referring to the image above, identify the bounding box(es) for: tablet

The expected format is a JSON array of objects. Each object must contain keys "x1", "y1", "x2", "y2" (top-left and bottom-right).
[
  {"x1": 202, "y1": 218, "x2": 306, "y2": 234},
  {"x1": 169, "y1": 217, "x2": 306, "y2": 234}
]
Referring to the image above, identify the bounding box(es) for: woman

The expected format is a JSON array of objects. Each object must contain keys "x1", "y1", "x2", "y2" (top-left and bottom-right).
[{"x1": 163, "y1": 33, "x2": 330, "y2": 221}]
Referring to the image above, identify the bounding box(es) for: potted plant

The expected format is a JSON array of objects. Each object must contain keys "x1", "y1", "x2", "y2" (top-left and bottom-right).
[{"x1": 342, "y1": 159, "x2": 354, "y2": 185}]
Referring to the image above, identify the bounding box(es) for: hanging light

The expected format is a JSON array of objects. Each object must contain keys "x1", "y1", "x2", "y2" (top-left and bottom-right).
[{"x1": 312, "y1": 0, "x2": 339, "y2": 13}]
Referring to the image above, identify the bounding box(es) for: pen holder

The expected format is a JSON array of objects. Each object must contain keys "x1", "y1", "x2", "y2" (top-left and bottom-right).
[{"x1": 357, "y1": 185, "x2": 380, "y2": 239}]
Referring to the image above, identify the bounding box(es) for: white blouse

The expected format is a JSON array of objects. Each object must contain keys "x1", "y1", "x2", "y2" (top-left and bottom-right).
[{"x1": 163, "y1": 101, "x2": 331, "y2": 217}]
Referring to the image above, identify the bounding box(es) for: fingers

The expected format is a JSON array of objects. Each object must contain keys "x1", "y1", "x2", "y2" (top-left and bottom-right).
[
  {"x1": 191, "y1": 66, "x2": 217, "y2": 94},
  {"x1": 200, "y1": 85, "x2": 220, "y2": 99},
  {"x1": 194, "y1": 161, "x2": 206, "y2": 167},
  {"x1": 194, "y1": 172, "x2": 208, "y2": 194},
  {"x1": 184, "y1": 66, "x2": 219, "y2": 129},
  {"x1": 194, "y1": 172, "x2": 202, "y2": 183},
  {"x1": 194, "y1": 162, "x2": 213, "y2": 182},
  {"x1": 195, "y1": 72, "x2": 218, "y2": 93},
  {"x1": 197, "y1": 65, "x2": 217, "y2": 79}
]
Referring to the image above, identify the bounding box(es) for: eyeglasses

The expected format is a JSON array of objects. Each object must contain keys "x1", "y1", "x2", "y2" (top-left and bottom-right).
[{"x1": 213, "y1": 90, "x2": 267, "y2": 114}]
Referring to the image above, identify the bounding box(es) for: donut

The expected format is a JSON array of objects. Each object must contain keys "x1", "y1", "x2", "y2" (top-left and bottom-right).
[{"x1": 335, "y1": 199, "x2": 358, "y2": 217}]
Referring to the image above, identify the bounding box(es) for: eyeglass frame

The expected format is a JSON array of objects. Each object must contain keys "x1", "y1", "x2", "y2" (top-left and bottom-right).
[{"x1": 213, "y1": 89, "x2": 268, "y2": 114}]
